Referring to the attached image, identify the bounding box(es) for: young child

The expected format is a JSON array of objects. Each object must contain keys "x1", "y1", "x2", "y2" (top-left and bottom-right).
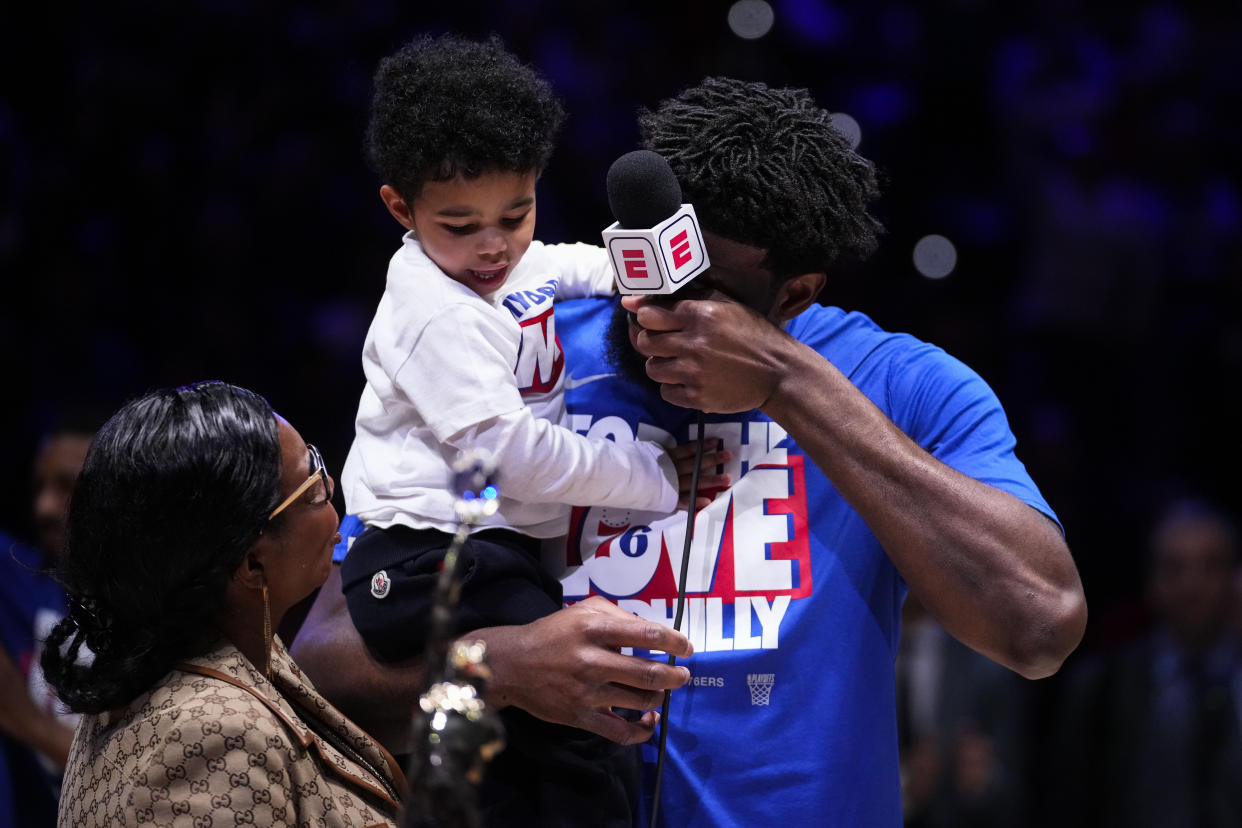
[{"x1": 338, "y1": 34, "x2": 725, "y2": 826}]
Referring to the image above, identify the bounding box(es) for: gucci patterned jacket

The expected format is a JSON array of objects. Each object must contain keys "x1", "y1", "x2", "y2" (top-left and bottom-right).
[{"x1": 58, "y1": 637, "x2": 406, "y2": 827}]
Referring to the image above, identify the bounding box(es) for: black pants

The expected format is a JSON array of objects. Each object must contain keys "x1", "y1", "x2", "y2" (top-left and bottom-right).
[{"x1": 340, "y1": 524, "x2": 563, "y2": 662}]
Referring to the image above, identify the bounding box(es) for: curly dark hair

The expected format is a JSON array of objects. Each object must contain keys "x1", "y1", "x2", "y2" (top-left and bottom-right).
[
  {"x1": 41, "y1": 380, "x2": 284, "y2": 714},
  {"x1": 639, "y1": 76, "x2": 884, "y2": 279},
  {"x1": 366, "y1": 33, "x2": 566, "y2": 202}
]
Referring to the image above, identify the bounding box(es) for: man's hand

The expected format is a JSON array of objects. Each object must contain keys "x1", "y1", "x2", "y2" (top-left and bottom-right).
[
  {"x1": 621, "y1": 294, "x2": 798, "y2": 413},
  {"x1": 478, "y1": 596, "x2": 694, "y2": 745}
]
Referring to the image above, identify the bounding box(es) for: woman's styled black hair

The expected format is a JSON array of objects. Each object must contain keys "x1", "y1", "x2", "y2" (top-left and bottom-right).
[
  {"x1": 41, "y1": 380, "x2": 283, "y2": 714},
  {"x1": 365, "y1": 33, "x2": 566, "y2": 202},
  {"x1": 639, "y1": 76, "x2": 885, "y2": 279}
]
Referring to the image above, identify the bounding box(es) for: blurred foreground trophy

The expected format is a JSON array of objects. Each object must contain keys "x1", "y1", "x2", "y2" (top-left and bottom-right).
[{"x1": 401, "y1": 450, "x2": 507, "y2": 828}]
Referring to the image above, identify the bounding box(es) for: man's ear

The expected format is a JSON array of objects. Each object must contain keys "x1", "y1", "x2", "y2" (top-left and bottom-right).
[
  {"x1": 768, "y1": 272, "x2": 826, "y2": 323},
  {"x1": 380, "y1": 184, "x2": 416, "y2": 231}
]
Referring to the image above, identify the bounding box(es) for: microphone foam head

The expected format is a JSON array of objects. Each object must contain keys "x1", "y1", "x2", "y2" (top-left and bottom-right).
[{"x1": 606, "y1": 150, "x2": 683, "y2": 229}]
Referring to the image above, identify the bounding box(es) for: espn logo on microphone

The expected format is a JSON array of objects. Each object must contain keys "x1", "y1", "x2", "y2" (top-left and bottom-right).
[{"x1": 602, "y1": 205, "x2": 710, "y2": 295}]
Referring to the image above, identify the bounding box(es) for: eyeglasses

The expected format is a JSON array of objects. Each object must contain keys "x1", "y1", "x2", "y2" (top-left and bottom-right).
[{"x1": 268, "y1": 443, "x2": 334, "y2": 520}]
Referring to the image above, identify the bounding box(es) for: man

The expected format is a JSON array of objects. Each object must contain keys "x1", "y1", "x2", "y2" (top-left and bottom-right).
[
  {"x1": 1049, "y1": 500, "x2": 1242, "y2": 828},
  {"x1": 293, "y1": 76, "x2": 1085, "y2": 826},
  {"x1": 0, "y1": 422, "x2": 93, "y2": 827}
]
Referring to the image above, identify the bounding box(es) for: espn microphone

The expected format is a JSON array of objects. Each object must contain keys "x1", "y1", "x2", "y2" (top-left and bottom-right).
[{"x1": 602, "y1": 150, "x2": 710, "y2": 295}]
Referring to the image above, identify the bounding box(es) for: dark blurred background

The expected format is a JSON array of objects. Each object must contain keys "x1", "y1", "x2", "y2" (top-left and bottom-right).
[{"x1": 2, "y1": 0, "x2": 1240, "y2": 822}]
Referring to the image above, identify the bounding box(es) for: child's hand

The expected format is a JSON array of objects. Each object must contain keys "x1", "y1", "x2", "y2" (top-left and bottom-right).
[{"x1": 669, "y1": 439, "x2": 732, "y2": 511}]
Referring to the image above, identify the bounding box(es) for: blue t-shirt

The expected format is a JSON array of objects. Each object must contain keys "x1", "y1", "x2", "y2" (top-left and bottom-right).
[
  {"x1": 1, "y1": 533, "x2": 69, "y2": 826},
  {"x1": 332, "y1": 513, "x2": 365, "y2": 563},
  {"x1": 549, "y1": 296, "x2": 1057, "y2": 828}
]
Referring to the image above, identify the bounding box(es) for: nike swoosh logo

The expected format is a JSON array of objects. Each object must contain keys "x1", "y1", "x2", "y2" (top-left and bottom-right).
[{"x1": 564, "y1": 372, "x2": 615, "y2": 389}]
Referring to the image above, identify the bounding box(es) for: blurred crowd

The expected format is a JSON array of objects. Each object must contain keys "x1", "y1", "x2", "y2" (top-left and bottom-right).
[{"x1": 2, "y1": 1, "x2": 1239, "y2": 825}]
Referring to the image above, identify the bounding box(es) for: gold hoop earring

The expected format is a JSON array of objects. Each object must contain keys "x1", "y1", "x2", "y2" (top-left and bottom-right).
[{"x1": 262, "y1": 583, "x2": 273, "y2": 680}]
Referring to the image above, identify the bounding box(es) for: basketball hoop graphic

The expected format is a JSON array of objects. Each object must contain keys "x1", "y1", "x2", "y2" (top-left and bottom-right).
[{"x1": 746, "y1": 673, "x2": 775, "y2": 706}]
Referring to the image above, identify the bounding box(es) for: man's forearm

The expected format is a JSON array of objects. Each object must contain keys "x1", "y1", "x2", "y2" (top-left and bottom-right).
[
  {"x1": 764, "y1": 340, "x2": 1086, "y2": 677},
  {"x1": 625, "y1": 294, "x2": 1086, "y2": 677},
  {"x1": 291, "y1": 566, "x2": 694, "y2": 752},
  {"x1": 289, "y1": 567, "x2": 425, "y2": 754}
]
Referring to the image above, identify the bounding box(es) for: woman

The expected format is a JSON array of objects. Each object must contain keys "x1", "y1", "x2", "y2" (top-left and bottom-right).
[{"x1": 42, "y1": 380, "x2": 404, "y2": 826}]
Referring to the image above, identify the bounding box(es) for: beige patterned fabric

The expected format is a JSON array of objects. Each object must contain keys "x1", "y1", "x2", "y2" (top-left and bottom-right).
[{"x1": 58, "y1": 637, "x2": 405, "y2": 827}]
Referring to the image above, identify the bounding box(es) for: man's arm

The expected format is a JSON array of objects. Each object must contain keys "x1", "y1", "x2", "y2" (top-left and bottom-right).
[
  {"x1": 289, "y1": 564, "x2": 426, "y2": 753},
  {"x1": 0, "y1": 646, "x2": 74, "y2": 769},
  {"x1": 624, "y1": 294, "x2": 1087, "y2": 679},
  {"x1": 290, "y1": 563, "x2": 694, "y2": 754}
]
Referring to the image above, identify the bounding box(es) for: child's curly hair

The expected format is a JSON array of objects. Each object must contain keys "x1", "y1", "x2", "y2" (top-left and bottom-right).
[
  {"x1": 640, "y1": 77, "x2": 884, "y2": 279},
  {"x1": 366, "y1": 34, "x2": 565, "y2": 201}
]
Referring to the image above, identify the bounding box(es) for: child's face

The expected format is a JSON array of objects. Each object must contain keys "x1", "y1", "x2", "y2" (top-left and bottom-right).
[{"x1": 405, "y1": 170, "x2": 538, "y2": 297}]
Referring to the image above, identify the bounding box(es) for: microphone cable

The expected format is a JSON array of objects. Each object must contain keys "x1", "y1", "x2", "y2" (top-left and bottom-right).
[{"x1": 649, "y1": 409, "x2": 706, "y2": 828}]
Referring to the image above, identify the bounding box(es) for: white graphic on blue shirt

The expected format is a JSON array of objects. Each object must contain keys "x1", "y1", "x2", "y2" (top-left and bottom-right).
[{"x1": 560, "y1": 414, "x2": 812, "y2": 654}]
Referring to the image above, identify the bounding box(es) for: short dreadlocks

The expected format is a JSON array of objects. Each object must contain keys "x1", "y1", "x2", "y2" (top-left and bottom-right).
[{"x1": 639, "y1": 77, "x2": 883, "y2": 279}]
